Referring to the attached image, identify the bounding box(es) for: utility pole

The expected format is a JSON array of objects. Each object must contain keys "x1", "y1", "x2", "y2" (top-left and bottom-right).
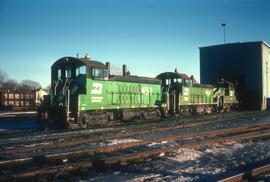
[{"x1": 221, "y1": 23, "x2": 226, "y2": 44}]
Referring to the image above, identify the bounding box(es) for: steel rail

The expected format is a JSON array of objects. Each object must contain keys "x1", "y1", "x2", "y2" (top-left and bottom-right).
[
  {"x1": 0, "y1": 111, "x2": 264, "y2": 145},
  {"x1": 0, "y1": 128, "x2": 270, "y2": 181},
  {"x1": 1, "y1": 123, "x2": 270, "y2": 167},
  {"x1": 0, "y1": 126, "x2": 270, "y2": 180},
  {"x1": 0, "y1": 111, "x2": 267, "y2": 153},
  {"x1": 218, "y1": 164, "x2": 270, "y2": 182}
]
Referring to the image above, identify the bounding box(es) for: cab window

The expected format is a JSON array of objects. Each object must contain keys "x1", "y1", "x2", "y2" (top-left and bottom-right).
[
  {"x1": 92, "y1": 68, "x2": 108, "y2": 80},
  {"x1": 58, "y1": 69, "x2": 61, "y2": 80},
  {"x1": 76, "y1": 66, "x2": 86, "y2": 76},
  {"x1": 166, "y1": 79, "x2": 171, "y2": 85},
  {"x1": 174, "y1": 78, "x2": 182, "y2": 83},
  {"x1": 66, "y1": 69, "x2": 71, "y2": 78},
  {"x1": 185, "y1": 79, "x2": 193, "y2": 86}
]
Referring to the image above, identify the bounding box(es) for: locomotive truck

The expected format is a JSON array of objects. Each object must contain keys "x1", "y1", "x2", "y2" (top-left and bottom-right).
[{"x1": 38, "y1": 56, "x2": 238, "y2": 128}]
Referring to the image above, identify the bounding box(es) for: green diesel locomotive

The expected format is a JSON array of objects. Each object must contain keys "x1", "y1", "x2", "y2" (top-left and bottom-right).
[
  {"x1": 156, "y1": 72, "x2": 238, "y2": 116},
  {"x1": 39, "y1": 56, "x2": 161, "y2": 128},
  {"x1": 38, "y1": 56, "x2": 238, "y2": 128}
]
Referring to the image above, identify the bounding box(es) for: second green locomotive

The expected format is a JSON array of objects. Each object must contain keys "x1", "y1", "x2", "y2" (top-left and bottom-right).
[
  {"x1": 38, "y1": 56, "x2": 238, "y2": 128},
  {"x1": 156, "y1": 71, "x2": 238, "y2": 116}
]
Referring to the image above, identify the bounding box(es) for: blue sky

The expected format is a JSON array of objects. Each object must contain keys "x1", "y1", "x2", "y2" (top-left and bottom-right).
[{"x1": 0, "y1": 0, "x2": 269, "y2": 87}]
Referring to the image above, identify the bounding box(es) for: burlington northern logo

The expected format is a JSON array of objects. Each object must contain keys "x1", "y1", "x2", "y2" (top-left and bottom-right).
[{"x1": 91, "y1": 82, "x2": 103, "y2": 103}]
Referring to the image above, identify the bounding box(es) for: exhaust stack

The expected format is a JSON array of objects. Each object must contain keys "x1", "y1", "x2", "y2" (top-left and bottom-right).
[
  {"x1": 106, "y1": 62, "x2": 110, "y2": 75},
  {"x1": 122, "y1": 64, "x2": 127, "y2": 76}
]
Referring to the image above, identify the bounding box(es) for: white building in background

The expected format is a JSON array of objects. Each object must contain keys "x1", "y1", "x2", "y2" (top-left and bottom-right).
[{"x1": 32, "y1": 88, "x2": 48, "y2": 106}]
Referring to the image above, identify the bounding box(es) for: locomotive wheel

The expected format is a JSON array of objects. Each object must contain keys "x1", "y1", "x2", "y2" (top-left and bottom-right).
[
  {"x1": 78, "y1": 112, "x2": 89, "y2": 128},
  {"x1": 44, "y1": 112, "x2": 49, "y2": 120},
  {"x1": 79, "y1": 111, "x2": 113, "y2": 128},
  {"x1": 80, "y1": 116, "x2": 88, "y2": 128},
  {"x1": 142, "y1": 109, "x2": 159, "y2": 120}
]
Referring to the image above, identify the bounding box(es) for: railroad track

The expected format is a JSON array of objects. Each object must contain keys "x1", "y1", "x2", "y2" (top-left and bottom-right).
[
  {"x1": 1, "y1": 122, "x2": 270, "y2": 181},
  {"x1": 0, "y1": 111, "x2": 267, "y2": 148},
  {"x1": 0, "y1": 110, "x2": 263, "y2": 139},
  {"x1": 2, "y1": 123, "x2": 270, "y2": 165},
  {"x1": 0, "y1": 111, "x2": 268, "y2": 157},
  {"x1": 218, "y1": 163, "x2": 270, "y2": 182}
]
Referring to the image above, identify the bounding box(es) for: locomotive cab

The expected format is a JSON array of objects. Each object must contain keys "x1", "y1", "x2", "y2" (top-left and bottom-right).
[
  {"x1": 39, "y1": 56, "x2": 108, "y2": 127},
  {"x1": 215, "y1": 79, "x2": 238, "y2": 110},
  {"x1": 156, "y1": 71, "x2": 191, "y2": 116}
]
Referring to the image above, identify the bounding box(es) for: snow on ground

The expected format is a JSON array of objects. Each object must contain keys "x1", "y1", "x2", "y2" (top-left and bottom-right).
[
  {"x1": 75, "y1": 139, "x2": 270, "y2": 182},
  {"x1": 97, "y1": 138, "x2": 141, "y2": 147},
  {"x1": 147, "y1": 141, "x2": 168, "y2": 147},
  {"x1": 23, "y1": 138, "x2": 141, "y2": 158},
  {"x1": 167, "y1": 148, "x2": 204, "y2": 163},
  {"x1": 134, "y1": 139, "x2": 270, "y2": 181}
]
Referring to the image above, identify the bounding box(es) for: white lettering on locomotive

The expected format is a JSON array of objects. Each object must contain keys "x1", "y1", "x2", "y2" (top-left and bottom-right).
[
  {"x1": 205, "y1": 90, "x2": 211, "y2": 96},
  {"x1": 91, "y1": 96, "x2": 103, "y2": 103},
  {"x1": 91, "y1": 82, "x2": 103, "y2": 95},
  {"x1": 183, "y1": 88, "x2": 189, "y2": 96},
  {"x1": 141, "y1": 86, "x2": 153, "y2": 95}
]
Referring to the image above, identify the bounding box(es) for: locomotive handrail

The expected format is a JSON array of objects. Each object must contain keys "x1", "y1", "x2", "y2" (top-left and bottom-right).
[
  {"x1": 62, "y1": 76, "x2": 70, "y2": 96},
  {"x1": 54, "y1": 79, "x2": 60, "y2": 95}
]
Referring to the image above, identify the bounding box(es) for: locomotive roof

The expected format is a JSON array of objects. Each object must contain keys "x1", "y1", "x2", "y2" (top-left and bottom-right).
[
  {"x1": 156, "y1": 72, "x2": 191, "y2": 80},
  {"x1": 109, "y1": 75, "x2": 160, "y2": 84},
  {"x1": 52, "y1": 57, "x2": 107, "y2": 69},
  {"x1": 192, "y1": 83, "x2": 215, "y2": 88},
  {"x1": 156, "y1": 72, "x2": 215, "y2": 88}
]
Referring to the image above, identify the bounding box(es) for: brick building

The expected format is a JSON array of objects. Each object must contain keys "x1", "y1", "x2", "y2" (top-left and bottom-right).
[{"x1": 0, "y1": 90, "x2": 35, "y2": 110}]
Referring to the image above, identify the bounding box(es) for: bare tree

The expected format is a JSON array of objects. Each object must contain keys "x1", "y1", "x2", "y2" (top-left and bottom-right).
[
  {"x1": 1, "y1": 79, "x2": 18, "y2": 92},
  {"x1": 45, "y1": 84, "x2": 51, "y2": 92},
  {"x1": 0, "y1": 71, "x2": 42, "y2": 93},
  {"x1": 0, "y1": 69, "x2": 8, "y2": 87},
  {"x1": 19, "y1": 80, "x2": 41, "y2": 92},
  {"x1": 110, "y1": 64, "x2": 122, "y2": 75}
]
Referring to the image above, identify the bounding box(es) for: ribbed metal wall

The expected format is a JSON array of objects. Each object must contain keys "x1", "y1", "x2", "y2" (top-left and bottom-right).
[{"x1": 200, "y1": 41, "x2": 270, "y2": 110}]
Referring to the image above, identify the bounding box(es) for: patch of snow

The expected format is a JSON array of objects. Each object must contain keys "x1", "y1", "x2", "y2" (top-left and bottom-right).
[
  {"x1": 113, "y1": 171, "x2": 121, "y2": 175},
  {"x1": 127, "y1": 174, "x2": 161, "y2": 182},
  {"x1": 120, "y1": 139, "x2": 270, "y2": 181},
  {"x1": 98, "y1": 138, "x2": 140, "y2": 147},
  {"x1": 159, "y1": 152, "x2": 165, "y2": 157},
  {"x1": 24, "y1": 142, "x2": 51, "y2": 147},
  {"x1": 168, "y1": 148, "x2": 203, "y2": 162},
  {"x1": 147, "y1": 142, "x2": 158, "y2": 147},
  {"x1": 147, "y1": 141, "x2": 170, "y2": 147}
]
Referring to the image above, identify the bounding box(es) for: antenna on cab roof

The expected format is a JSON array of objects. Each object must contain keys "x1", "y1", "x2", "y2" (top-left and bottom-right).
[{"x1": 84, "y1": 53, "x2": 90, "y2": 59}]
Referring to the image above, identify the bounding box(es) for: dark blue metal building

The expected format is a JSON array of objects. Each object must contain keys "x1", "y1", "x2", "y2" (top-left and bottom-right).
[{"x1": 200, "y1": 41, "x2": 270, "y2": 110}]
